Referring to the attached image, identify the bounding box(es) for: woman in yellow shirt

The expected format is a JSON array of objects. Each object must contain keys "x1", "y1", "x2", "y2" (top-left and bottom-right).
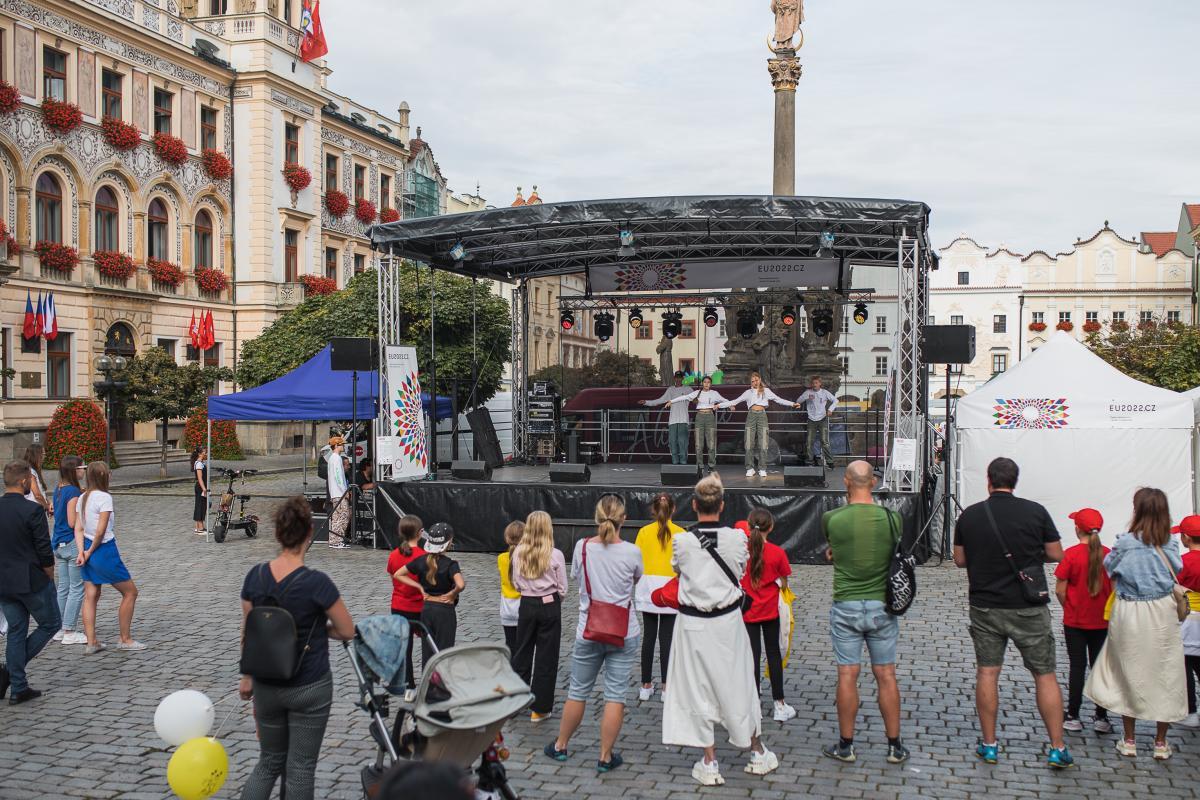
[
  {"x1": 497, "y1": 521, "x2": 524, "y2": 654},
  {"x1": 635, "y1": 493, "x2": 683, "y2": 701}
]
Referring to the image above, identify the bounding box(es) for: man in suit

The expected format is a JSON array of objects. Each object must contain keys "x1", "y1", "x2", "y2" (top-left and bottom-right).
[{"x1": 0, "y1": 459, "x2": 60, "y2": 705}]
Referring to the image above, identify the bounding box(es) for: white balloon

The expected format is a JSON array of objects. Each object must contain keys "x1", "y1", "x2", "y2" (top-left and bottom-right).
[{"x1": 154, "y1": 690, "x2": 215, "y2": 747}]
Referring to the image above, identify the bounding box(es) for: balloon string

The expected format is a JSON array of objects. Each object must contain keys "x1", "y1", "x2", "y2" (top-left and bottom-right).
[{"x1": 212, "y1": 691, "x2": 249, "y2": 740}]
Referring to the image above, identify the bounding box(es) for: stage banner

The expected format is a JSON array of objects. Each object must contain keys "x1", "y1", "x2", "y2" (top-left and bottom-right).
[
  {"x1": 384, "y1": 345, "x2": 429, "y2": 480},
  {"x1": 590, "y1": 258, "x2": 841, "y2": 293}
]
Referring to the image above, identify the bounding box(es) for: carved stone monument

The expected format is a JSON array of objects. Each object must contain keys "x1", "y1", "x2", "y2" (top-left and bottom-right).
[{"x1": 769, "y1": 1, "x2": 804, "y2": 195}]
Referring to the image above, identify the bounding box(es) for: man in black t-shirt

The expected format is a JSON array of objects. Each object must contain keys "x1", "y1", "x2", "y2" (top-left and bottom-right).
[{"x1": 953, "y1": 457, "x2": 1072, "y2": 769}]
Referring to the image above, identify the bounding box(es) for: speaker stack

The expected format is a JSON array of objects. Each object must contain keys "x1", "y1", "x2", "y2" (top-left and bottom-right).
[
  {"x1": 661, "y1": 465, "x2": 700, "y2": 486},
  {"x1": 784, "y1": 466, "x2": 827, "y2": 488},
  {"x1": 549, "y1": 464, "x2": 591, "y2": 484},
  {"x1": 450, "y1": 460, "x2": 492, "y2": 481}
]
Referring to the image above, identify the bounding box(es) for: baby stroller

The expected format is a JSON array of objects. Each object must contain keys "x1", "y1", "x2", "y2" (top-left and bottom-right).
[{"x1": 343, "y1": 616, "x2": 533, "y2": 800}]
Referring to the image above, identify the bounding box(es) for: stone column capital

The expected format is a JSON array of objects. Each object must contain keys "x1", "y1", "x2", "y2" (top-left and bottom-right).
[{"x1": 768, "y1": 56, "x2": 803, "y2": 91}]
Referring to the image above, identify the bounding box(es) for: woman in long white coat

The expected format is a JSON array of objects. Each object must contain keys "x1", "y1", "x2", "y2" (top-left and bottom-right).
[{"x1": 662, "y1": 473, "x2": 780, "y2": 786}]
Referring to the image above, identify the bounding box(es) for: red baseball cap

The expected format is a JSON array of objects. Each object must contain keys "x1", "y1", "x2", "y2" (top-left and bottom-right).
[
  {"x1": 1171, "y1": 515, "x2": 1200, "y2": 536},
  {"x1": 1068, "y1": 508, "x2": 1103, "y2": 532}
]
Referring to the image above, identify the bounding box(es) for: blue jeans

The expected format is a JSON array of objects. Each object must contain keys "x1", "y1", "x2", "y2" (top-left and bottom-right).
[
  {"x1": 567, "y1": 634, "x2": 641, "y2": 704},
  {"x1": 668, "y1": 423, "x2": 689, "y2": 465},
  {"x1": 830, "y1": 600, "x2": 898, "y2": 666},
  {"x1": 55, "y1": 540, "x2": 84, "y2": 631},
  {"x1": 0, "y1": 581, "x2": 62, "y2": 694}
]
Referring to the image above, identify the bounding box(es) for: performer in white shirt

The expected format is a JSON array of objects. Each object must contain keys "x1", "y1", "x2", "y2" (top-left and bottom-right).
[
  {"x1": 641, "y1": 371, "x2": 694, "y2": 465},
  {"x1": 795, "y1": 376, "x2": 838, "y2": 469},
  {"x1": 669, "y1": 375, "x2": 726, "y2": 473},
  {"x1": 719, "y1": 372, "x2": 798, "y2": 478}
]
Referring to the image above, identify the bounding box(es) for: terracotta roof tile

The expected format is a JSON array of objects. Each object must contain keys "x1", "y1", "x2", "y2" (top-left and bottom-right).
[
  {"x1": 1141, "y1": 231, "x2": 1176, "y2": 257},
  {"x1": 1187, "y1": 204, "x2": 1200, "y2": 228}
]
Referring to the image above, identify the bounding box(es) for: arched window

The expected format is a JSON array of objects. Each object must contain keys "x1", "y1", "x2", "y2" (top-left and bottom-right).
[
  {"x1": 35, "y1": 173, "x2": 62, "y2": 243},
  {"x1": 95, "y1": 187, "x2": 119, "y2": 251},
  {"x1": 147, "y1": 198, "x2": 168, "y2": 261},
  {"x1": 194, "y1": 210, "x2": 213, "y2": 269}
]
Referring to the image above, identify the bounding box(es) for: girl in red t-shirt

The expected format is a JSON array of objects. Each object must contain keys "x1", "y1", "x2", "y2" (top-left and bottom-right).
[
  {"x1": 740, "y1": 509, "x2": 795, "y2": 722},
  {"x1": 386, "y1": 514, "x2": 426, "y2": 689},
  {"x1": 1053, "y1": 508, "x2": 1112, "y2": 734}
]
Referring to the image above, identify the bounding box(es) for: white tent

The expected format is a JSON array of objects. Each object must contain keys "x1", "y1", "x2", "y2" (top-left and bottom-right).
[
  {"x1": 956, "y1": 332, "x2": 1195, "y2": 546},
  {"x1": 1180, "y1": 385, "x2": 1200, "y2": 511}
]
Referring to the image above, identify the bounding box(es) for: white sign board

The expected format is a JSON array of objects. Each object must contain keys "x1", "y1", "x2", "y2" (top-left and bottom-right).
[
  {"x1": 590, "y1": 258, "x2": 841, "y2": 293},
  {"x1": 384, "y1": 346, "x2": 429, "y2": 480},
  {"x1": 892, "y1": 437, "x2": 917, "y2": 472}
]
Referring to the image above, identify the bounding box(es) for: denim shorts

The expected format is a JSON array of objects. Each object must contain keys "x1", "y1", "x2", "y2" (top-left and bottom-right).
[
  {"x1": 567, "y1": 634, "x2": 641, "y2": 704},
  {"x1": 830, "y1": 600, "x2": 899, "y2": 666}
]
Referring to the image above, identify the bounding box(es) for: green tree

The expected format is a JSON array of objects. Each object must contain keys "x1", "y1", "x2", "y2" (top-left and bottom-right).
[
  {"x1": 237, "y1": 267, "x2": 511, "y2": 409},
  {"x1": 118, "y1": 347, "x2": 233, "y2": 477},
  {"x1": 530, "y1": 350, "x2": 659, "y2": 402},
  {"x1": 1085, "y1": 321, "x2": 1200, "y2": 391}
]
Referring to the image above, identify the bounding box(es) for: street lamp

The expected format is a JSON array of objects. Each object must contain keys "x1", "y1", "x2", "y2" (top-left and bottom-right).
[{"x1": 93, "y1": 354, "x2": 127, "y2": 465}]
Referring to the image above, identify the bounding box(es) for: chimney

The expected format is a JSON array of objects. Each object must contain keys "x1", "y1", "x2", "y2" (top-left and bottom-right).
[{"x1": 397, "y1": 101, "x2": 411, "y2": 142}]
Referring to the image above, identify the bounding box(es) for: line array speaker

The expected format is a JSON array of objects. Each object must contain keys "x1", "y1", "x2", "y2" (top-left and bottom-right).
[
  {"x1": 920, "y1": 325, "x2": 976, "y2": 364},
  {"x1": 466, "y1": 407, "x2": 505, "y2": 469}
]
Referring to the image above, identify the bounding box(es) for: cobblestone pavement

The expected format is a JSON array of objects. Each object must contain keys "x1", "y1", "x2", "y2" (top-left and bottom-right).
[{"x1": 1, "y1": 478, "x2": 1197, "y2": 799}]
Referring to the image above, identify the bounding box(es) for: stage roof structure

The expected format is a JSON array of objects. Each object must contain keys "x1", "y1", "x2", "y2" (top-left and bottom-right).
[{"x1": 369, "y1": 195, "x2": 935, "y2": 280}]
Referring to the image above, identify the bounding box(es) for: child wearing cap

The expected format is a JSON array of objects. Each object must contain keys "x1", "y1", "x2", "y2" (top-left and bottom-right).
[
  {"x1": 1054, "y1": 508, "x2": 1113, "y2": 734},
  {"x1": 392, "y1": 522, "x2": 464, "y2": 669},
  {"x1": 1174, "y1": 515, "x2": 1200, "y2": 728}
]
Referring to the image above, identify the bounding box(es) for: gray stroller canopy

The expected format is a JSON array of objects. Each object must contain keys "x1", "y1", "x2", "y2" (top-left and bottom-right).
[{"x1": 414, "y1": 644, "x2": 534, "y2": 735}]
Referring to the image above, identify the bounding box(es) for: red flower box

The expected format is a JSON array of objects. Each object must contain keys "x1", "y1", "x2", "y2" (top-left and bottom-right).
[
  {"x1": 324, "y1": 189, "x2": 349, "y2": 217},
  {"x1": 301, "y1": 274, "x2": 338, "y2": 296},
  {"x1": 153, "y1": 132, "x2": 188, "y2": 165},
  {"x1": 147, "y1": 257, "x2": 184, "y2": 287},
  {"x1": 1082, "y1": 320, "x2": 1102, "y2": 333},
  {"x1": 35, "y1": 240, "x2": 78, "y2": 273},
  {"x1": 93, "y1": 250, "x2": 136, "y2": 280},
  {"x1": 101, "y1": 115, "x2": 140, "y2": 151},
  {"x1": 45, "y1": 400, "x2": 111, "y2": 467},
  {"x1": 1028, "y1": 321, "x2": 1047, "y2": 332},
  {"x1": 41, "y1": 98, "x2": 82, "y2": 134},
  {"x1": 380, "y1": 207, "x2": 400, "y2": 223},
  {"x1": 354, "y1": 198, "x2": 377, "y2": 224},
  {"x1": 1055, "y1": 320, "x2": 1074, "y2": 332},
  {"x1": 283, "y1": 163, "x2": 312, "y2": 192},
  {"x1": 202, "y1": 149, "x2": 232, "y2": 181},
  {"x1": 1138, "y1": 319, "x2": 1156, "y2": 331},
  {"x1": 1112, "y1": 320, "x2": 1129, "y2": 332},
  {"x1": 195, "y1": 266, "x2": 229, "y2": 294},
  {"x1": 0, "y1": 220, "x2": 18, "y2": 258},
  {"x1": 0, "y1": 81, "x2": 21, "y2": 114}
]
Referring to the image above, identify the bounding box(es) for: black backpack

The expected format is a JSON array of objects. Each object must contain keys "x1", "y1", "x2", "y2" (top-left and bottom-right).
[
  {"x1": 239, "y1": 564, "x2": 318, "y2": 681},
  {"x1": 316, "y1": 447, "x2": 329, "y2": 480},
  {"x1": 884, "y1": 510, "x2": 917, "y2": 616}
]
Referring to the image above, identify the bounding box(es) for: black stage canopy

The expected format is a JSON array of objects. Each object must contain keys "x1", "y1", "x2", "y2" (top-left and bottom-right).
[{"x1": 369, "y1": 195, "x2": 934, "y2": 280}]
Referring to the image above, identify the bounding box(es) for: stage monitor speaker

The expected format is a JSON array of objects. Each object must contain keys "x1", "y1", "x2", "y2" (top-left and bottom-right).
[
  {"x1": 329, "y1": 337, "x2": 375, "y2": 371},
  {"x1": 784, "y1": 466, "x2": 827, "y2": 488},
  {"x1": 549, "y1": 464, "x2": 590, "y2": 484},
  {"x1": 450, "y1": 460, "x2": 492, "y2": 481},
  {"x1": 921, "y1": 325, "x2": 976, "y2": 364},
  {"x1": 661, "y1": 464, "x2": 700, "y2": 486},
  {"x1": 466, "y1": 407, "x2": 504, "y2": 469}
]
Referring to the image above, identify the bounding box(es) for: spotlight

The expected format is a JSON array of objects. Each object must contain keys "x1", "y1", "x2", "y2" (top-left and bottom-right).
[
  {"x1": 594, "y1": 311, "x2": 614, "y2": 342},
  {"x1": 703, "y1": 306, "x2": 719, "y2": 328},
  {"x1": 853, "y1": 302, "x2": 869, "y2": 325},
  {"x1": 628, "y1": 307, "x2": 643, "y2": 329},
  {"x1": 811, "y1": 308, "x2": 834, "y2": 337},
  {"x1": 736, "y1": 308, "x2": 759, "y2": 340},
  {"x1": 781, "y1": 305, "x2": 796, "y2": 327},
  {"x1": 662, "y1": 309, "x2": 682, "y2": 339},
  {"x1": 618, "y1": 229, "x2": 636, "y2": 257},
  {"x1": 818, "y1": 230, "x2": 835, "y2": 257},
  {"x1": 560, "y1": 310, "x2": 575, "y2": 331},
  {"x1": 449, "y1": 241, "x2": 468, "y2": 262}
]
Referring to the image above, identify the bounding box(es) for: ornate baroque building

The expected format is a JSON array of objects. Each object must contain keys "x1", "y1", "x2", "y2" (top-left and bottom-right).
[{"x1": 0, "y1": 0, "x2": 464, "y2": 458}]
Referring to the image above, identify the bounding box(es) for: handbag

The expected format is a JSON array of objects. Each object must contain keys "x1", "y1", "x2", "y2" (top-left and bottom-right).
[
  {"x1": 982, "y1": 501, "x2": 1050, "y2": 605},
  {"x1": 581, "y1": 541, "x2": 631, "y2": 647},
  {"x1": 884, "y1": 508, "x2": 917, "y2": 616},
  {"x1": 693, "y1": 526, "x2": 753, "y2": 613},
  {"x1": 1153, "y1": 546, "x2": 1191, "y2": 623}
]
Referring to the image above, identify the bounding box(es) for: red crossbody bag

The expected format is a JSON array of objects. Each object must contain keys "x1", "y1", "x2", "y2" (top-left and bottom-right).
[{"x1": 581, "y1": 540, "x2": 631, "y2": 646}]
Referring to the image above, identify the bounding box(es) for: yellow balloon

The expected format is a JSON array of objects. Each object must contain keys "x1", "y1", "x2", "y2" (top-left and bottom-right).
[{"x1": 167, "y1": 737, "x2": 228, "y2": 800}]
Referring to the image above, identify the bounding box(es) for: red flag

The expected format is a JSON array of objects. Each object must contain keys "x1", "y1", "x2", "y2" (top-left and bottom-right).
[
  {"x1": 188, "y1": 309, "x2": 199, "y2": 349},
  {"x1": 22, "y1": 291, "x2": 36, "y2": 340},
  {"x1": 299, "y1": 1, "x2": 328, "y2": 63},
  {"x1": 204, "y1": 310, "x2": 216, "y2": 350}
]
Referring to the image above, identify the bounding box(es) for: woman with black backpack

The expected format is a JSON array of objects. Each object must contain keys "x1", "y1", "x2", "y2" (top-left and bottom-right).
[{"x1": 239, "y1": 496, "x2": 355, "y2": 800}]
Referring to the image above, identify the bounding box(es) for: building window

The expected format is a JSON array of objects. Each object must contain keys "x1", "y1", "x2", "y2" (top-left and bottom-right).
[
  {"x1": 354, "y1": 253, "x2": 365, "y2": 274},
  {"x1": 1, "y1": 328, "x2": 10, "y2": 399},
  {"x1": 210, "y1": 0, "x2": 228, "y2": 13},
  {"x1": 284, "y1": 123, "x2": 299, "y2": 165},
  {"x1": 35, "y1": 173, "x2": 62, "y2": 243},
  {"x1": 157, "y1": 338, "x2": 176, "y2": 359},
  {"x1": 47, "y1": 333, "x2": 71, "y2": 399},
  {"x1": 927, "y1": 315, "x2": 935, "y2": 326},
  {"x1": 147, "y1": 199, "x2": 169, "y2": 260},
  {"x1": 43, "y1": 47, "x2": 66, "y2": 101},
  {"x1": 1085, "y1": 311, "x2": 1098, "y2": 324},
  {"x1": 957, "y1": 271, "x2": 969, "y2": 286},
  {"x1": 324, "y1": 153, "x2": 338, "y2": 190},
  {"x1": 799, "y1": 315, "x2": 808, "y2": 334},
  {"x1": 992, "y1": 353, "x2": 1008, "y2": 375},
  {"x1": 380, "y1": 174, "x2": 391, "y2": 210},
  {"x1": 1111, "y1": 311, "x2": 1124, "y2": 324},
  {"x1": 950, "y1": 314, "x2": 963, "y2": 326},
  {"x1": 153, "y1": 89, "x2": 173, "y2": 135},
  {"x1": 284, "y1": 229, "x2": 298, "y2": 282},
  {"x1": 718, "y1": 320, "x2": 726, "y2": 339},
  {"x1": 635, "y1": 321, "x2": 653, "y2": 340},
  {"x1": 837, "y1": 356, "x2": 849, "y2": 373},
  {"x1": 1058, "y1": 311, "x2": 1071, "y2": 324},
  {"x1": 679, "y1": 358, "x2": 695, "y2": 374},
  {"x1": 949, "y1": 363, "x2": 963, "y2": 374},
  {"x1": 1140, "y1": 310, "x2": 1153, "y2": 323},
  {"x1": 1168, "y1": 310, "x2": 1181, "y2": 324},
  {"x1": 200, "y1": 106, "x2": 218, "y2": 151},
  {"x1": 101, "y1": 70, "x2": 123, "y2": 119},
  {"x1": 875, "y1": 316, "x2": 888, "y2": 334},
  {"x1": 874, "y1": 355, "x2": 888, "y2": 376},
  {"x1": 838, "y1": 314, "x2": 849, "y2": 334},
  {"x1": 1032, "y1": 311, "x2": 1044, "y2": 324},
  {"x1": 194, "y1": 210, "x2": 213, "y2": 269},
  {"x1": 94, "y1": 187, "x2": 119, "y2": 251},
  {"x1": 680, "y1": 320, "x2": 696, "y2": 339},
  {"x1": 993, "y1": 315, "x2": 1007, "y2": 334},
  {"x1": 324, "y1": 247, "x2": 338, "y2": 280},
  {"x1": 354, "y1": 164, "x2": 366, "y2": 200},
  {"x1": 0, "y1": 31, "x2": 5, "y2": 82},
  {"x1": 282, "y1": 0, "x2": 292, "y2": 23}
]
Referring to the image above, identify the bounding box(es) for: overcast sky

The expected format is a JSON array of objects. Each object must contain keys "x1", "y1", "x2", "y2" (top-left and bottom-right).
[{"x1": 321, "y1": 1, "x2": 1198, "y2": 254}]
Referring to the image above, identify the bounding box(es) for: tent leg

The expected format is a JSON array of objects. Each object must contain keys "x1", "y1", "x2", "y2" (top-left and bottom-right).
[{"x1": 206, "y1": 419, "x2": 212, "y2": 543}]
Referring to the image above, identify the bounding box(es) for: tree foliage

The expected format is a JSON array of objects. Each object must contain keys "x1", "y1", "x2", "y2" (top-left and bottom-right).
[
  {"x1": 1084, "y1": 322, "x2": 1200, "y2": 391},
  {"x1": 530, "y1": 350, "x2": 659, "y2": 401},
  {"x1": 237, "y1": 267, "x2": 511, "y2": 409}
]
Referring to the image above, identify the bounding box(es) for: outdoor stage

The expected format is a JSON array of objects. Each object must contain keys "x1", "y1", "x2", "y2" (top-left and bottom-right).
[{"x1": 375, "y1": 463, "x2": 929, "y2": 564}]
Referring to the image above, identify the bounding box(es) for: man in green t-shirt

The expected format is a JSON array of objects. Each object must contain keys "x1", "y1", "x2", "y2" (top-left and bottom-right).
[{"x1": 819, "y1": 460, "x2": 906, "y2": 765}]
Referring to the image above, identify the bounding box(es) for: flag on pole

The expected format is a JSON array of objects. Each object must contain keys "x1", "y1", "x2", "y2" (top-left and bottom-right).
[
  {"x1": 43, "y1": 292, "x2": 58, "y2": 341},
  {"x1": 189, "y1": 309, "x2": 200, "y2": 349},
  {"x1": 299, "y1": 0, "x2": 328, "y2": 62},
  {"x1": 205, "y1": 310, "x2": 216, "y2": 350},
  {"x1": 22, "y1": 291, "x2": 36, "y2": 339},
  {"x1": 34, "y1": 292, "x2": 45, "y2": 338}
]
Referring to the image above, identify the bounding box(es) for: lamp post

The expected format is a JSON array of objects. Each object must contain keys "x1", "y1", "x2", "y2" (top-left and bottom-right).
[{"x1": 93, "y1": 354, "x2": 127, "y2": 465}]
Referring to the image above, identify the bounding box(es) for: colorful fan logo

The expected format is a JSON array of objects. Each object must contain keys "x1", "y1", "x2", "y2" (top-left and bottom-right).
[
  {"x1": 611, "y1": 263, "x2": 688, "y2": 292},
  {"x1": 392, "y1": 373, "x2": 428, "y2": 467},
  {"x1": 991, "y1": 398, "x2": 1069, "y2": 429}
]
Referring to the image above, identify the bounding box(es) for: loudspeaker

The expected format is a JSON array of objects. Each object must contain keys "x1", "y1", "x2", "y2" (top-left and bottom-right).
[
  {"x1": 661, "y1": 464, "x2": 700, "y2": 486},
  {"x1": 450, "y1": 460, "x2": 491, "y2": 481},
  {"x1": 549, "y1": 464, "x2": 590, "y2": 484},
  {"x1": 466, "y1": 407, "x2": 504, "y2": 469},
  {"x1": 784, "y1": 466, "x2": 827, "y2": 488},
  {"x1": 329, "y1": 337, "x2": 375, "y2": 371},
  {"x1": 921, "y1": 325, "x2": 976, "y2": 364}
]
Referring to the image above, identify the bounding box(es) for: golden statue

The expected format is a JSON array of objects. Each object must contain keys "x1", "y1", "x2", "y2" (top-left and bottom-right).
[{"x1": 770, "y1": 0, "x2": 804, "y2": 53}]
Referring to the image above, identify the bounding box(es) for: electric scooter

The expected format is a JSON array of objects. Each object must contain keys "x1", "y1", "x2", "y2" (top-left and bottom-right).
[{"x1": 211, "y1": 468, "x2": 260, "y2": 543}]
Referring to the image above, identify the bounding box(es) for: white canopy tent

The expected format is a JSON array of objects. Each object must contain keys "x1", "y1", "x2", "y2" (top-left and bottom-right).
[
  {"x1": 956, "y1": 332, "x2": 1195, "y2": 546},
  {"x1": 1180, "y1": 384, "x2": 1200, "y2": 511}
]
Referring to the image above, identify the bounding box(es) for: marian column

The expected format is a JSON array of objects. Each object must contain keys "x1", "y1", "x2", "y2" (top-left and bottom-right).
[{"x1": 768, "y1": 1, "x2": 804, "y2": 195}]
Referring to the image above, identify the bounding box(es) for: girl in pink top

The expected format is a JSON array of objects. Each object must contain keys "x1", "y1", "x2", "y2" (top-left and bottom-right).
[{"x1": 510, "y1": 511, "x2": 567, "y2": 722}]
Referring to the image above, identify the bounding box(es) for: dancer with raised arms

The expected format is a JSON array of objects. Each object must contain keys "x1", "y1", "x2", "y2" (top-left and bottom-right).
[
  {"x1": 718, "y1": 372, "x2": 798, "y2": 478},
  {"x1": 669, "y1": 375, "x2": 726, "y2": 473}
]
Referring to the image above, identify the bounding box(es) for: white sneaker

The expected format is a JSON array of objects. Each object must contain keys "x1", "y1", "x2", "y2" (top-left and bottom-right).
[
  {"x1": 691, "y1": 758, "x2": 724, "y2": 786},
  {"x1": 62, "y1": 631, "x2": 88, "y2": 645},
  {"x1": 758, "y1": 469, "x2": 768, "y2": 478},
  {"x1": 1177, "y1": 712, "x2": 1200, "y2": 729},
  {"x1": 773, "y1": 701, "x2": 796, "y2": 722},
  {"x1": 638, "y1": 685, "x2": 654, "y2": 702},
  {"x1": 744, "y1": 746, "x2": 779, "y2": 775},
  {"x1": 52, "y1": 630, "x2": 65, "y2": 642},
  {"x1": 745, "y1": 469, "x2": 755, "y2": 478}
]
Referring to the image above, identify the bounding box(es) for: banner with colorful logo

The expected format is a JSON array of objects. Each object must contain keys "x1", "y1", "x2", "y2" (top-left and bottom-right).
[
  {"x1": 590, "y1": 258, "x2": 842, "y2": 294},
  {"x1": 382, "y1": 345, "x2": 428, "y2": 479}
]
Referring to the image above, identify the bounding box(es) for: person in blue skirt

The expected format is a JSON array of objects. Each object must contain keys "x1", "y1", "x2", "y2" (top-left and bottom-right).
[{"x1": 77, "y1": 461, "x2": 146, "y2": 654}]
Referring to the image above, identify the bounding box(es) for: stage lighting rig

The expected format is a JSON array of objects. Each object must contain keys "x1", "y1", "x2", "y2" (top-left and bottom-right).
[
  {"x1": 618, "y1": 229, "x2": 636, "y2": 257},
  {"x1": 811, "y1": 308, "x2": 834, "y2": 337},
  {"x1": 703, "y1": 306, "x2": 719, "y2": 328},
  {"x1": 594, "y1": 311, "x2": 614, "y2": 342},
  {"x1": 560, "y1": 310, "x2": 575, "y2": 332},
  {"x1": 736, "y1": 307, "x2": 760, "y2": 340},
  {"x1": 781, "y1": 305, "x2": 796, "y2": 327},
  {"x1": 853, "y1": 302, "x2": 869, "y2": 325},
  {"x1": 662, "y1": 308, "x2": 683, "y2": 339},
  {"x1": 817, "y1": 230, "x2": 835, "y2": 257},
  {"x1": 628, "y1": 307, "x2": 643, "y2": 329}
]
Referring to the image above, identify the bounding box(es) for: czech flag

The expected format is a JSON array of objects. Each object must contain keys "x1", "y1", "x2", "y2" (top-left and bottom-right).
[
  {"x1": 43, "y1": 292, "x2": 58, "y2": 341},
  {"x1": 22, "y1": 291, "x2": 36, "y2": 339},
  {"x1": 299, "y1": 0, "x2": 328, "y2": 63},
  {"x1": 34, "y1": 292, "x2": 45, "y2": 338}
]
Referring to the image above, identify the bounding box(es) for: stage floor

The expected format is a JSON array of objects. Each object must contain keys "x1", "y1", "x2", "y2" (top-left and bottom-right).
[{"x1": 435, "y1": 462, "x2": 848, "y2": 491}]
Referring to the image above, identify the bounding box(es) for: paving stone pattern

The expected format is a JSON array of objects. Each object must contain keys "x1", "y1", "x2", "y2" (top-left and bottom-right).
[{"x1": 1, "y1": 478, "x2": 1196, "y2": 799}]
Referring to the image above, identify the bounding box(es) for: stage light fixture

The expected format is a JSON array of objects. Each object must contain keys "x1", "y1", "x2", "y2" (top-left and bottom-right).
[
  {"x1": 817, "y1": 230, "x2": 835, "y2": 257},
  {"x1": 560, "y1": 310, "x2": 575, "y2": 331},
  {"x1": 628, "y1": 307, "x2": 643, "y2": 328},
  {"x1": 736, "y1": 308, "x2": 759, "y2": 340},
  {"x1": 853, "y1": 302, "x2": 869, "y2": 325},
  {"x1": 703, "y1": 306, "x2": 719, "y2": 328},
  {"x1": 781, "y1": 305, "x2": 796, "y2": 327},
  {"x1": 594, "y1": 311, "x2": 615, "y2": 342},
  {"x1": 662, "y1": 309, "x2": 683, "y2": 339},
  {"x1": 618, "y1": 229, "x2": 636, "y2": 257},
  {"x1": 449, "y1": 241, "x2": 468, "y2": 263},
  {"x1": 811, "y1": 308, "x2": 834, "y2": 337}
]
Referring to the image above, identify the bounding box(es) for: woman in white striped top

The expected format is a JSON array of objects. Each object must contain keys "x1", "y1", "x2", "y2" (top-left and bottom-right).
[
  {"x1": 670, "y1": 375, "x2": 726, "y2": 473},
  {"x1": 719, "y1": 373, "x2": 798, "y2": 477}
]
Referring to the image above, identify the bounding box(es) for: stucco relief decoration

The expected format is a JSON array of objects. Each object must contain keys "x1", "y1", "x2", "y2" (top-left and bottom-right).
[
  {"x1": 142, "y1": 6, "x2": 161, "y2": 32},
  {"x1": 202, "y1": 20, "x2": 227, "y2": 36},
  {"x1": 14, "y1": 26, "x2": 35, "y2": 97},
  {"x1": 167, "y1": 18, "x2": 184, "y2": 42},
  {"x1": 0, "y1": 149, "x2": 16, "y2": 233},
  {"x1": 85, "y1": 0, "x2": 136, "y2": 17},
  {"x1": 31, "y1": 154, "x2": 79, "y2": 244},
  {"x1": 270, "y1": 89, "x2": 315, "y2": 118},
  {"x1": 320, "y1": 128, "x2": 397, "y2": 167},
  {"x1": 1097, "y1": 250, "x2": 1115, "y2": 275}
]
